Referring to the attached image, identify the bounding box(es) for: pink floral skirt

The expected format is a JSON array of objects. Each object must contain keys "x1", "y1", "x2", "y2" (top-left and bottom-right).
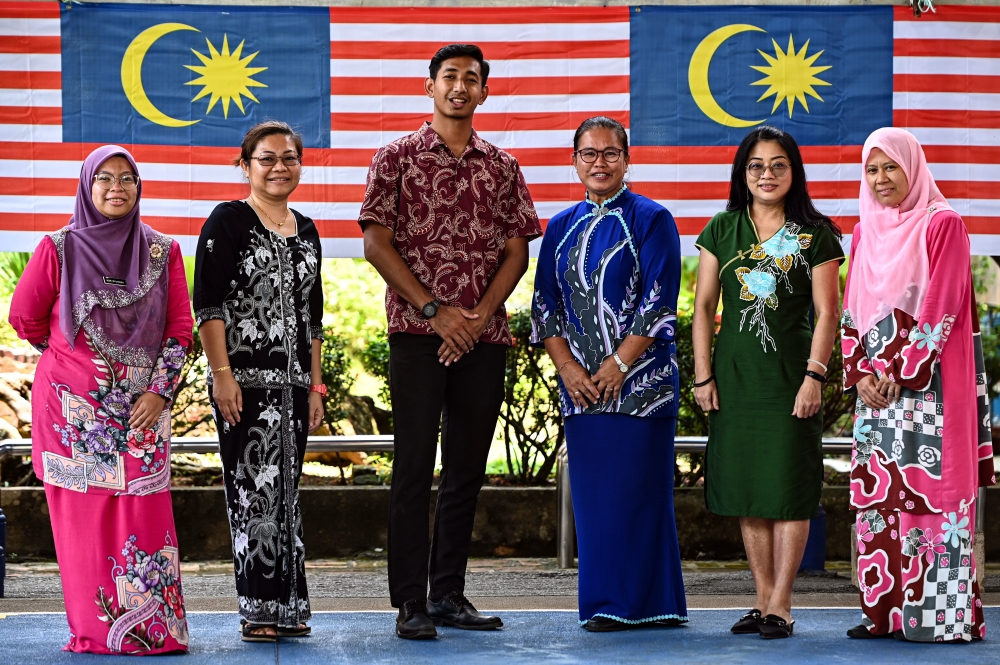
[
  {"x1": 856, "y1": 506, "x2": 986, "y2": 641},
  {"x1": 45, "y1": 484, "x2": 189, "y2": 654}
]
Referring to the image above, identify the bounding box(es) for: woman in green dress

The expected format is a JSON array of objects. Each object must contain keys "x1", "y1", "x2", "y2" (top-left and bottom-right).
[{"x1": 692, "y1": 126, "x2": 844, "y2": 639}]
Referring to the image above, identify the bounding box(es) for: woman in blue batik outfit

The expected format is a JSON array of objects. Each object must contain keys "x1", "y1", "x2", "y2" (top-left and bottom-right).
[{"x1": 531, "y1": 117, "x2": 686, "y2": 631}]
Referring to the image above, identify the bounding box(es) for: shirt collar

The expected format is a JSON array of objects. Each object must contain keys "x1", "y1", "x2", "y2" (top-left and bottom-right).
[{"x1": 418, "y1": 121, "x2": 487, "y2": 159}]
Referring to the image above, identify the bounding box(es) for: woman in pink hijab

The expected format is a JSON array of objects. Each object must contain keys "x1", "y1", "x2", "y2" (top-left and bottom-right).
[
  {"x1": 842, "y1": 128, "x2": 995, "y2": 641},
  {"x1": 9, "y1": 146, "x2": 193, "y2": 654}
]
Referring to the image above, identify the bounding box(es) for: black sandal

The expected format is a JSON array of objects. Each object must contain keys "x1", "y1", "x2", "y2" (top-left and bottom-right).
[
  {"x1": 847, "y1": 624, "x2": 890, "y2": 639},
  {"x1": 241, "y1": 623, "x2": 277, "y2": 642},
  {"x1": 276, "y1": 624, "x2": 311, "y2": 637},
  {"x1": 731, "y1": 609, "x2": 763, "y2": 634},
  {"x1": 759, "y1": 614, "x2": 794, "y2": 639}
]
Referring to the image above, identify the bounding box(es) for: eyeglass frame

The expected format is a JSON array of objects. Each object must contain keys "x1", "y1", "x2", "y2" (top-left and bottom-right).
[
  {"x1": 92, "y1": 172, "x2": 140, "y2": 191},
  {"x1": 746, "y1": 161, "x2": 790, "y2": 178},
  {"x1": 574, "y1": 148, "x2": 627, "y2": 164},
  {"x1": 248, "y1": 154, "x2": 302, "y2": 167}
]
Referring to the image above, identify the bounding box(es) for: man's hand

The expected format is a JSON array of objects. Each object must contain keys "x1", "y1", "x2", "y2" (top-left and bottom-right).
[
  {"x1": 429, "y1": 305, "x2": 480, "y2": 365},
  {"x1": 436, "y1": 305, "x2": 491, "y2": 365}
]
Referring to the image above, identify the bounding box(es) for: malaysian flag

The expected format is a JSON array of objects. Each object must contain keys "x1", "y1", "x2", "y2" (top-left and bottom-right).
[{"x1": 1, "y1": 3, "x2": 997, "y2": 255}]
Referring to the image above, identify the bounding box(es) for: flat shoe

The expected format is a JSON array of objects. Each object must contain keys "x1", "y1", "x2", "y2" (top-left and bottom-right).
[
  {"x1": 759, "y1": 614, "x2": 794, "y2": 639},
  {"x1": 241, "y1": 623, "x2": 277, "y2": 643},
  {"x1": 277, "y1": 624, "x2": 311, "y2": 637},
  {"x1": 847, "y1": 624, "x2": 889, "y2": 639},
  {"x1": 583, "y1": 616, "x2": 632, "y2": 632},
  {"x1": 731, "y1": 609, "x2": 763, "y2": 634}
]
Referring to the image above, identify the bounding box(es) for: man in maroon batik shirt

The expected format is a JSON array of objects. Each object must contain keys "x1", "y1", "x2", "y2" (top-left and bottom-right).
[{"x1": 359, "y1": 44, "x2": 541, "y2": 640}]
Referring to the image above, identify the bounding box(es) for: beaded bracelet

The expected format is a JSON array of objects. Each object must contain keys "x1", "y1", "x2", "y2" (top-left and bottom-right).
[{"x1": 807, "y1": 358, "x2": 828, "y2": 373}]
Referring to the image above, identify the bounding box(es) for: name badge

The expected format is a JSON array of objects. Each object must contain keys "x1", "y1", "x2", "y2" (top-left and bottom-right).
[{"x1": 103, "y1": 277, "x2": 127, "y2": 286}]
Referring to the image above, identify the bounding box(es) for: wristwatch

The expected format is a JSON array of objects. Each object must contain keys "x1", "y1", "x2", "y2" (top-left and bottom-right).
[
  {"x1": 310, "y1": 384, "x2": 328, "y2": 396},
  {"x1": 612, "y1": 351, "x2": 630, "y2": 373},
  {"x1": 421, "y1": 299, "x2": 441, "y2": 319}
]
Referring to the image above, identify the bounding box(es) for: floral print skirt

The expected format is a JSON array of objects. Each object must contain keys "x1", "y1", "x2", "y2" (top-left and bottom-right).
[
  {"x1": 856, "y1": 506, "x2": 986, "y2": 641},
  {"x1": 214, "y1": 385, "x2": 311, "y2": 628},
  {"x1": 45, "y1": 484, "x2": 188, "y2": 654}
]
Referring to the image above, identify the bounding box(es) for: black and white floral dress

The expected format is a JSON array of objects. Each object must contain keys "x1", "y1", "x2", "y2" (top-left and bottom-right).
[{"x1": 193, "y1": 200, "x2": 323, "y2": 628}]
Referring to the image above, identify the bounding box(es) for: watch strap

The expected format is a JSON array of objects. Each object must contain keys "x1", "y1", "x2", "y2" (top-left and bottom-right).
[{"x1": 612, "y1": 351, "x2": 629, "y2": 373}]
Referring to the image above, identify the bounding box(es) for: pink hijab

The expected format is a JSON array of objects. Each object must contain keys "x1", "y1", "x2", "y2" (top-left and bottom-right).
[{"x1": 846, "y1": 128, "x2": 953, "y2": 335}]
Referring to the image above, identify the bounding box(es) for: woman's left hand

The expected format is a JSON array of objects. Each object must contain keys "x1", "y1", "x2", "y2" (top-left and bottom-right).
[
  {"x1": 591, "y1": 356, "x2": 627, "y2": 404},
  {"x1": 308, "y1": 391, "x2": 324, "y2": 433},
  {"x1": 792, "y1": 378, "x2": 823, "y2": 419},
  {"x1": 129, "y1": 393, "x2": 167, "y2": 430}
]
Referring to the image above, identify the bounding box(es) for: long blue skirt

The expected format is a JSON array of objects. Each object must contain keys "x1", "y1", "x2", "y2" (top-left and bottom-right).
[{"x1": 565, "y1": 413, "x2": 688, "y2": 624}]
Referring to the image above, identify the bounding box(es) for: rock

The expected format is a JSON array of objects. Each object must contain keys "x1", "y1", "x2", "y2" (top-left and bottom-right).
[{"x1": 353, "y1": 473, "x2": 381, "y2": 486}]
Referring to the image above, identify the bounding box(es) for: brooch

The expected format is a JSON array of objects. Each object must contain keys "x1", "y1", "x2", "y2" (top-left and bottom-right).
[{"x1": 149, "y1": 244, "x2": 164, "y2": 259}]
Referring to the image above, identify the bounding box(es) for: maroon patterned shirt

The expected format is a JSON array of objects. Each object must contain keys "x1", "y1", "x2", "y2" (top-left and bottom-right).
[{"x1": 359, "y1": 123, "x2": 541, "y2": 345}]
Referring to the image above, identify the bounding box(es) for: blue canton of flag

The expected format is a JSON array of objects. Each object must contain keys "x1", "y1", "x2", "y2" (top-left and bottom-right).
[
  {"x1": 60, "y1": 4, "x2": 331, "y2": 148},
  {"x1": 630, "y1": 6, "x2": 894, "y2": 147}
]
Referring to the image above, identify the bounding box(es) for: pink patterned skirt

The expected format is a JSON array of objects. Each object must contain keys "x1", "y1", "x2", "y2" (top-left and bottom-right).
[{"x1": 45, "y1": 484, "x2": 189, "y2": 654}]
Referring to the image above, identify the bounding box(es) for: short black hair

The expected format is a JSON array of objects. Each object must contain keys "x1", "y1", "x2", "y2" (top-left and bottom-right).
[
  {"x1": 727, "y1": 125, "x2": 841, "y2": 237},
  {"x1": 429, "y1": 44, "x2": 490, "y2": 85},
  {"x1": 573, "y1": 116, "x2": 629, "y2": 156}
]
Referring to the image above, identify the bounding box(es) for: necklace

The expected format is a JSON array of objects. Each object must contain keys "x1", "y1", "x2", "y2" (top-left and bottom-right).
[{"x1": 249, "y1": 194, "x2": 290, "y2": 229}]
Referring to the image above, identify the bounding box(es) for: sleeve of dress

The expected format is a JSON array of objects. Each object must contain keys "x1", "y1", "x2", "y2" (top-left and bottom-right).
[
  {"x1": 501, "y1": 157, "x2": 542, "y2": 241},
  {"x1": 9, "y1": 236, "x2": 60, "y2": 351},
  {"x1": 626, "y1": 207, "x2": 681, "y2": 342},
  {"x1": 357, "y1": 145, "x2": 399, "y2": 232},
  {"x1": 193, "y1": 204, "x2": 237, "y2": 327},
  {"x1": 841, "y1": 229, "x2": 871, "y2": 392},
  {"x1": 807, "y1": 224, "x2": 846, "y2": 268},
  {"x1": 891, "y1": 211, "x2": 969, "y2": 391},
  {"x1": 693, "y1": 214, "x2": 720, "y2": 258},
  {"x1": 529, "y1": 218, "x2": 564, "y2": 348},
  {"x1": 310, "y1": 235, "x2": 325, "y2": 341},
  {"x1": 147, "y1": 242, "x2": 193, "y2": 403}
]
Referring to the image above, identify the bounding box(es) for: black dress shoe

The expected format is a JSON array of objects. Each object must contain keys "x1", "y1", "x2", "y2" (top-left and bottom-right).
[
  {"x1": 396, "y1": 599, "x2": 438, "y2": 640},
  {"x1": 583, "y1": 616, "x2": 632, "y2": 632},
  {"x1": 847, "y1": 624, "x2": 890, "y2": 639},
  {"x1": 731, "y1": 609, "x2": 763, "y2": 634},
  {"x1": 758, "y1": 614, "x2": 794, "y2": 639},
  {"x1": 427, "y1": 591, "x2": 502, "y2": 630}
]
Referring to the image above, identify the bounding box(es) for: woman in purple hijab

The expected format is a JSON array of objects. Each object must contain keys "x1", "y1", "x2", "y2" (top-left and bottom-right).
[{"x1": 10, "y1": 145, "x2": 194, "y2": 655}]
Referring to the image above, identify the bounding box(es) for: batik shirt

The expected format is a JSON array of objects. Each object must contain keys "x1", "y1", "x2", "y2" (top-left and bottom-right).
[
  {"x1": 531, "y1": 188, "x2": 681, "y2": 418},
  {"x1": 193, "y1": 201, "x2": 323, "y2": 389},
  {"x1": 358, "y1": 122, "x2": 541, "y2": 345}
]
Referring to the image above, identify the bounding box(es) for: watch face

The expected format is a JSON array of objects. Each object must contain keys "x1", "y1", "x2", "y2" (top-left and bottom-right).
[{"x1": 422, "y1": 302, "x2": 437, "y2": 318}]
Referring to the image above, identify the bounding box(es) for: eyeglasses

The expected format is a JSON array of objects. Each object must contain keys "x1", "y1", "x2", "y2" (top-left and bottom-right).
[
  {"x1": 746, "y1": 161, "x2": 789, "y2": 178},
  {"x1": 93, "y1": 172, "x2": 139, "y2": 190},
  {"x1": 250, "y1": 155, "x2": 302, "y2": 167},
  {"x1": 575, "y1": 148, "x2": 625, "y2": 163}
]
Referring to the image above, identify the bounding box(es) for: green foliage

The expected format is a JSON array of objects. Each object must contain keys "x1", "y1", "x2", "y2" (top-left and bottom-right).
[
  {"x1": 320, "y1": 326, "x2": 356, "y2": 433},
  {"x1": 322, "y1": 259, "x2": 388, "y2": 354},
  {"x1": 500, "y1": 309, "x2": 563, "y2": 484},
  {"x1": 0, "y1": 252, "x2": 30, "y2": 298},
  {"x1": 979, "y1": 304, "x2": 1000, "y2": 402},
  {"x1": 674, "y1": 310, "x2": 707, "y2": 437},
  {"x1": 171, "y1": 325, "x2": 214, "y2": 437},
  {"x1": 359, "y1": 329, "x2": 390, "y2": 405}
]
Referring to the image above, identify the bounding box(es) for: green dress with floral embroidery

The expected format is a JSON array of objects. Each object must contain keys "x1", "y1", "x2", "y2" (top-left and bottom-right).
[{"x1": 695, "y1": 209, "x2": 845, "y2": 520}]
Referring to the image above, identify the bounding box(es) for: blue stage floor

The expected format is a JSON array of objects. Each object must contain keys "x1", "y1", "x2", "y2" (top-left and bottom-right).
[{"x1": 1, "y1": 609, "x2": 998, "y2": 664}]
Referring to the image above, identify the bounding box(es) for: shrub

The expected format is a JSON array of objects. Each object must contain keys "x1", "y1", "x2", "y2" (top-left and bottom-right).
[
  {"x1": 171, "y1": 326, "x2": 213, "y2": 437},
  {"x1": 320, "y1": 326, "x2": 355, "y2": 433},
  {"x1": 359, "y1": 329, "x2": 390, "y2": 405}
]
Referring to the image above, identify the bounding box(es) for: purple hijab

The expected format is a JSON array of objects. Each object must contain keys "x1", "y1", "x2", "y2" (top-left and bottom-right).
[{"x1": 59, "y1": 145, "x2": 169, "y2": 368}]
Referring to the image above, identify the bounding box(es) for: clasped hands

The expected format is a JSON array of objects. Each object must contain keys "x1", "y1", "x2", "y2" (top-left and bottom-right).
[
  {"x1": 432, "y1": 304, "x2": 490, "y2": 366},
  {"x1": 558, "y1": 356, "x2": 626, "y2": 410},
  {"x1": 855, "y1": 373, "x2": 901, "y2": 409}
]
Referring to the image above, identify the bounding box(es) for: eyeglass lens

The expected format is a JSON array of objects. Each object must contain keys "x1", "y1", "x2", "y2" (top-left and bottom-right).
[
  {"x1": 578, "y1": 149, "x2": 623, "y2": 163},
  {"x1": 747, "y1": 162, "x2": 788, "y2": 177},
  {"x1": 255, "y1": 155, "x2": 301, "y2": 166},
  {"x1": 93, "y1": 173, "x2": 138, "y2": 190}
]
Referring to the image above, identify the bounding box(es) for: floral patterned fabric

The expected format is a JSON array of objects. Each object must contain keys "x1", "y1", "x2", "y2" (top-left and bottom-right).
[
  {"x1": 842, "y1": 210, "x2": 995, "y2": 640},
  {"x1": 358, "y1": 122, "x2": 542, "y2": 346},
  {"x1": 530, "y1": 188, "x2": 681, "y2": 418},
  {"x1": 695, "y1": 209, "x2": 845, "y2": 520},
  {"x1": 193, "y1": 201, "x2": 324, "y2": 389}
]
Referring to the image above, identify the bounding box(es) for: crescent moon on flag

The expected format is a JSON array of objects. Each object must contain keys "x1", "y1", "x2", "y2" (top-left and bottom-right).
[
  {"x1": 121, "y1": 23, "x2": 201, "y2": 128},
  {"x1": 689, "y1": 24, "x2": 767, "y2": 128}
]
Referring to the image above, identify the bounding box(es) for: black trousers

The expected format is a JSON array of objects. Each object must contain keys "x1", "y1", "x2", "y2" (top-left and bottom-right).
[{"x1": 387, "y1": 332, "x2": 507, "y2": 606}]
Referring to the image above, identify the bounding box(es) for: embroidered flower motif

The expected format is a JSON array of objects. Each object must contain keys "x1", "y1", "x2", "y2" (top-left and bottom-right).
[
  {"x1": 937, "y1": 612, "x2": 945, "y2": 623},
  {"x1": 962, "y1": 556, "x2": 970, "y2": 567},
  {"x1": 130, "y1": 551, "x2": 164, "y2": 593},
  {"x1": 940, "y1": 557, "x2": 950, "y2": 568},
  {"x1": 101, "y1": 388, "x2": 132, "y2": 419},
  {"x1": 126, "y1": 429, "x2": 158, "y2": 459},
  {"x1": 909, "y1": 617, "x2": 918, "y2": 628},
  {"x1": 900, "y1": 328, "x2": 909, "y2": 338},
  {"x1": 82, "y1": 421, "x2": 115, "y2": 455},
  {"x1": 917, "y1": 529, "x2": 947, "y2": 564},
  {"x1": 163, "y1": 583, "x2": 185, "y2": 620},
  {"x1": 941, "y1": 512, "x2": 970, "y2": 548},
  {"x1": 149, "y1": 244, "x2": 164, "y2": 259},
  {"x1": 857, "y1": 520, "x2": 874, "y2": 554},
  {"x1": 891, "y1": 529, "x2": 898, "y2": 540},
  {"x1": 736, "y1": 268, "x2": 777, "y2": 302},
  {"x1": 887, "y1": 514, "x2": 895, "y2": 526},
  {"x1": 956, "y1": 609, "x2": 965, "y2": 621},
  {"x1": 918, "y1": 445, "x2": 941, "y2": 469},
  {"x1": 959, "y1": 583, "x2": 967, "y2": 593},
  {"x1": 206, "y1": 238, "x2": 215, "y2": 253},
  {"x1": 905, "y1": 500, "x2": 915, "y2": 510},
  {"x1": 899, "y1": 491, "x2": 906, "y2": 500}
]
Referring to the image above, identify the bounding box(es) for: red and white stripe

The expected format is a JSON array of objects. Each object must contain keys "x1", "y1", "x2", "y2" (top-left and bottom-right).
[{"x1": 1, "y1": 4, "x2": 998, "y2": 256}]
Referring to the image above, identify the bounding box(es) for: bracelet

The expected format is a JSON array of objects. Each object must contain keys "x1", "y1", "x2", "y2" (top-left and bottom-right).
[
  {"x1": 807, "y1": 358, "x2": 828, "y2": 373},
  {"x1": 212, "y1": 365, "x2": 231, "y2": 374},
  {"x1": 693, "y1": 375, "x2": 715, "y2": 388},
  {"x1": 557, "y1": 359, "x2": 575, "y2": 373},
  {"x1": 805, "y1": 370, "x2": 827, "y2": 384}
]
